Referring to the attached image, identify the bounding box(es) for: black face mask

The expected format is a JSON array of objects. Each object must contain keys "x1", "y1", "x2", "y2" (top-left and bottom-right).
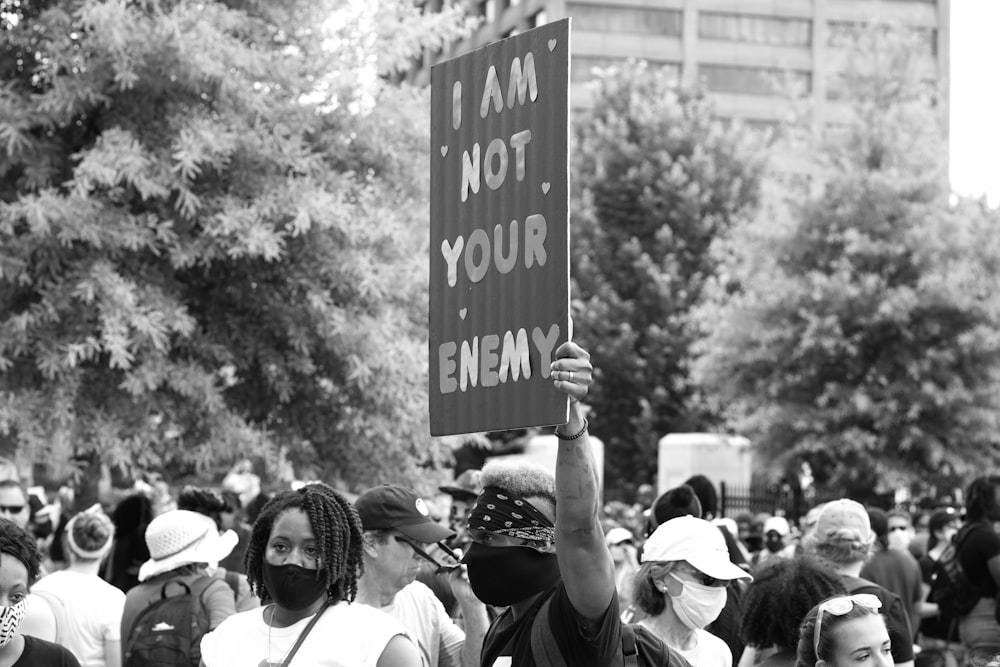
[
  {"x1": 462, "y1": 541, "x2": 560, "y2": 606},
  {"x1": 262, "y1": 563, "x2": 328, "y2": 611}
]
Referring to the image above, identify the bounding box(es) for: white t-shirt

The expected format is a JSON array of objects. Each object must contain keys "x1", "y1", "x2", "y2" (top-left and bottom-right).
[
  {"x1": 675, "y1": 628, "x2": 733, "y2": 667},
  {"x1": 31, "y1": 570, "x2": 126, "y2": 667},
  {"x1": 378, "y1": 581, "x2": 464, "y2": 667},
  {"x1": 200, "y1": 600, "x2": 412, "y2": 667}
]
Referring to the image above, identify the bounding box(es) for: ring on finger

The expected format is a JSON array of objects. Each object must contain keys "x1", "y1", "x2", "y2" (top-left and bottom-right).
[{"x1": 568, "y1": 370, "x2": 574, "y2": 382}]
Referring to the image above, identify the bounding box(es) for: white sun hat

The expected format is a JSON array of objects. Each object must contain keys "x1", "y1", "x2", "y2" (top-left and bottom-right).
[{"x1": 138, "y1": 510, "x2": 238, "y2": 582}]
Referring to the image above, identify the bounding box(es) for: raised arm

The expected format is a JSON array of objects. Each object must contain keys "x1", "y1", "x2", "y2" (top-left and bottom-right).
[{"x1": 550, "y1": 341, "x2": 616, "y2": 621}]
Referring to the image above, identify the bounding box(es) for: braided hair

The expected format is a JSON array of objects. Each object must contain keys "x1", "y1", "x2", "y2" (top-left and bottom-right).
[
  {"x1": 740, "y1": 557, "x2": 847, "y2": 651},
  {"x1": 0, "y1": 518, "x2": 41, "y2": 584},
  {"x1": 178, "y1": 486, "x2": 229, "y2": 530},
  {"x1": 244, "y1": 483, "x2": 364, "y2": 604},
  {"x1": 965, "y1": 476, "x2": 1000, "y2": 523}
]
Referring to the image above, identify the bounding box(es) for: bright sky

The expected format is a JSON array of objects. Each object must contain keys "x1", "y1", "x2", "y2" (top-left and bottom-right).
[{"x1": 950, "y1": 2, "x2": 1000, "y2": 205}]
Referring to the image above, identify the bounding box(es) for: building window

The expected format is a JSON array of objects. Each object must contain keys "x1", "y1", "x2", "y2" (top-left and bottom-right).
[
  {"x1": 700, "y1": 64, "x2": 811, "y2": 96},
  {"x1": 571, "y1": 57, "x2": 679, "y2": 84},
  {"x1": 699, "y1": 12, "x2": 811, "y2": 46},
  {"x1": 567, "y1": 4, "x2": 682, "y2": 36},
  {"x1": 827, "y1": 22, "x2": 936, "y2": 55}
]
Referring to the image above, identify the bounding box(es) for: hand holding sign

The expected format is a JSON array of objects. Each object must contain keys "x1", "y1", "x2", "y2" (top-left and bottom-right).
[{"x1": 550, "y1": 341, "x2": 591, "y2": 404}]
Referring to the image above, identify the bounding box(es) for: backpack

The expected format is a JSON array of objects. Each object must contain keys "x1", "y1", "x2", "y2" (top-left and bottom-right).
[
  {"x1": 930, "y1": 525, "x2": 981, "y2": 620},
  {"x1": 529, "y1": 596, "x2": 691, "y2": 667},
  {"x1": 123, "y1": 576, "x2": 217, "y2": 667}
]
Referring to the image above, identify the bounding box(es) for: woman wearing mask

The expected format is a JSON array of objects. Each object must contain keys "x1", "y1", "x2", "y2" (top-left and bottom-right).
[
  {"x1": 199, "y1": 482, "x2": 419, "y2": 667},
  {"x1": 795, "y1": 594, "x2": 891, "y2": 667},
  {"x1": 0, "y1": 518, "x2": 81, "y2": 666},
  {"x1": 31, "y1": 505, "x2": 125, "y2": 667},
  {"x1": 632, "y1": 515, "x2": 753, "y2": 667}
]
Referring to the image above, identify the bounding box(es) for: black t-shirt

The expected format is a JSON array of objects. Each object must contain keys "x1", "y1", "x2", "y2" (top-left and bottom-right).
[
  {"x1": 956, "y1": 522, "x2": 1000, "y2": 599},
  {"x1": 15, "y1": 635, "x2": 80, "y2": 667},
  {"x1": 480, "y1": 582, "x2": 622, "y2": 667},
  {"x1": 841, "y1": 575, "x2": 915, "y2": 663}
]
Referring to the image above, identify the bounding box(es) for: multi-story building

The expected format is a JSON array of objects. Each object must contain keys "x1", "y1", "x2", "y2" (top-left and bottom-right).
[{"x1": 411, "y1": 0, "x2": 949, "y2": 132}]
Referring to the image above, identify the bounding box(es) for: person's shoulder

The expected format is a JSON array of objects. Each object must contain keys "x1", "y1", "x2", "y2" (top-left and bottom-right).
[{"x1": 21, "y1": 634, "x2": 81, "y2": 666}]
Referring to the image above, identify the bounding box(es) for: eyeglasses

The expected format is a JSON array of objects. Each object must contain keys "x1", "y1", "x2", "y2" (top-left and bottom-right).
[
  {"x1": 673, "y1": 567, "x2": 721, "y2": 588},
  {"x1": 814, "y1": 594, "x2": 882, "y2": 658},
  {"x1": 0, "y1": 505, "x2": 24, "y2": 514},
  {"x1": 393, "y1": 536, "x2": 462, "y2": 575}
]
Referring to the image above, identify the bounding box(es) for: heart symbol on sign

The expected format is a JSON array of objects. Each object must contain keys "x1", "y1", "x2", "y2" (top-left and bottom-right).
[
  {"x1": 440, "y1": 145, "x2": 448, "y2": 157},
  {"x1": 459, "y1": 308, "x2": 467, "y2": 320},
  {"x1": 548, "y1": 39, "x2": 557, "y2": 51},
  {"x1": 541, "y1": 182, "x2": 551, "y2": 194}
]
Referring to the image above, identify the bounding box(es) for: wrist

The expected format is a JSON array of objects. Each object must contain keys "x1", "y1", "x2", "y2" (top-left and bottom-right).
[{"x1": 555, "y1": 417, "x2": 588, "y2": 441}]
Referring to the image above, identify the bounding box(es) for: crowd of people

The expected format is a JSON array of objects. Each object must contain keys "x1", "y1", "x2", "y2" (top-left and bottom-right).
[{"x1": 0, "y1": 343, "x2": 997, "y2": 667}]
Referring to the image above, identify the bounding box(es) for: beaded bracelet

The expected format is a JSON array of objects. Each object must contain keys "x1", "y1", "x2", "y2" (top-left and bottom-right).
[{"x1": 555, "y1": 417, "x2": 589, "y2": 441}]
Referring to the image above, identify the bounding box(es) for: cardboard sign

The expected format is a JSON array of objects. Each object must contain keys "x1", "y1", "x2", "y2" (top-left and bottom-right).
[{"x1": 429, "y1": 19, "x2": 571, "y2": 436}]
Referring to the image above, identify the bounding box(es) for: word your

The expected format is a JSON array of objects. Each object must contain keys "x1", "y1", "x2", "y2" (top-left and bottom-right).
[
  {"x1": 438, "y1": 324, "x2": 559, "y2": 394},
  {"x1": 440, "y1": 214, "x2": 547, "y2": 287}
]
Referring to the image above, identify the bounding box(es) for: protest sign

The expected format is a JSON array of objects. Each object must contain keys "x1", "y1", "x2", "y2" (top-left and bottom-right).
[{"x1": 429, "y1": 19, "x2": 570, "y2": 436}]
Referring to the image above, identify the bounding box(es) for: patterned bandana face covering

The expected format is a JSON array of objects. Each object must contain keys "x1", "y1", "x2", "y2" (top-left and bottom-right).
[
  {"x1": 467, "y1": 486, "x2": 555, "y2": 543},
  {"x1": 0, "y1": 601, "x2": 25, "y2": 648}
]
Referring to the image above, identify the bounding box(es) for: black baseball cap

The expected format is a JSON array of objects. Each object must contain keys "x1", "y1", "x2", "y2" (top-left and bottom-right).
[{"x1": 355, "y1": 485, "x2": 455, "y2": 544}]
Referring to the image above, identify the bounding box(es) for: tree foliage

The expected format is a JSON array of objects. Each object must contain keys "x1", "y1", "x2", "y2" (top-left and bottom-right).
[
  {"x1": 0, "y1": 0, "x2": 473, "y2": 494},
  {"x1": 692, "y1": 26, "x2": 1000, "y2": 496},
  {"x1": 570, "y1": 62, "x2": 765, "y2": 502}
]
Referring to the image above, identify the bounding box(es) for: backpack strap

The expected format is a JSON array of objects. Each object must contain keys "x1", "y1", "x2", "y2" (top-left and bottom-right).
[
  {"x1": 530, "y1": 597, "x2": 569, "y2": 667},
  {"x1": 29, "y1": 589, "x2": 67, "y2": 645},
  {"x1": 622, "y1": 624, "x2": 639, "y2": 667}
]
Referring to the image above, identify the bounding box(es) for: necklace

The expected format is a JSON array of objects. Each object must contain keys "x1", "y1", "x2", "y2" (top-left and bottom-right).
[{"x1": 257, "y1": 605, "x2": 293, "y2": 667}]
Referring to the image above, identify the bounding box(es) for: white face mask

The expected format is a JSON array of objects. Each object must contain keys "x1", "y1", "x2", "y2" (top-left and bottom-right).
[
  {"x1": 0, "y1": 601, "x2": 26, "y2": 648},
  {"x1": 668, "y1": 573, "x2": 727, "y2": 630}
]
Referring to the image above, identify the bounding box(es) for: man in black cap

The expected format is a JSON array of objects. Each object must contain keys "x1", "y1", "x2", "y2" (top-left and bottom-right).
[{"x1": 355, "y1": 484, "x2": 489, "y2": 667}]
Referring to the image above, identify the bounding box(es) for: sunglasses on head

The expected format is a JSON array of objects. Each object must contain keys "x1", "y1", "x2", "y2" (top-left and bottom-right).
[
  {"x1": 814, "y1": 594, "x2": 882, "y2": 657},
  {"x1": 393, "y1": 536, "x2": 463, "y2": 575}
]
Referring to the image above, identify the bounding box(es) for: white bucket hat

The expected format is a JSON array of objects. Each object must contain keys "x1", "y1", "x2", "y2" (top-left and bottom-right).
[{"x1": 138, "y1": 510, "x2": 238, "y2": 582}]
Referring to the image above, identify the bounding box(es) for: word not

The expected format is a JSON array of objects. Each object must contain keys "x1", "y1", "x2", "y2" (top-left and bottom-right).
[
  {"x1": 438, "y1": 324, "x2": 560, "y2": 394},
  {"x1": 460, "y1": 130, "x2": 531, "y2": 202},
  {"x1": 440, "y1": 215, "x2": 547, "y2": 287}
]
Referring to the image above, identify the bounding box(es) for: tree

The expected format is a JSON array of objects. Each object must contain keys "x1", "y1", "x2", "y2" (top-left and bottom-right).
[
  {"x1": 570, "y1": 61, "x2": 765, "y2": 502},
  {"x1": 0, "y1": 0, "x2": 473, "y2": 497},
  {"x1": 691, "y1": 26, "x2": 1000, "y2": 498}
]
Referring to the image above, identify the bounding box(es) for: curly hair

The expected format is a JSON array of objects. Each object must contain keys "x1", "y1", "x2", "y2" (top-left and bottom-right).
[
  {"x1": 741, "y1": 557, "x2": 847, "y2": 650},
  {"x1": 244, "y1": 483, "x2": 364, "y2": 605},
  {"x1": 796, "y1": 596, "x2": 885, "y2": 667},
  {"x1": 480, "y1": 460, "x2": 556, "y2": 520},
  {"x1": 966, "y1": 476, "x2": 1000, "y2": 523},
  {"x1": 0, "y1": 518, "x2": 41, "y2": 584}
]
